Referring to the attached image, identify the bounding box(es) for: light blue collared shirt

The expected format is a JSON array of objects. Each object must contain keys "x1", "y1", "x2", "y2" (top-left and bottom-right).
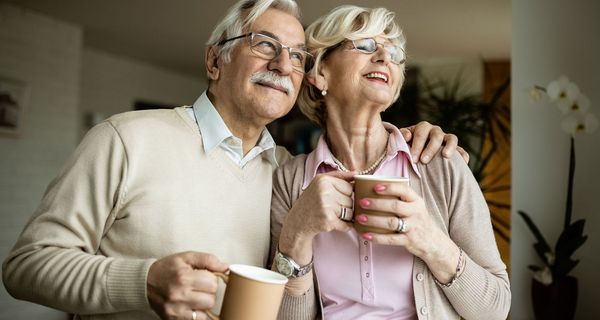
[{"x1": 186, "y1": 91, "x2": 278, "y2": 167}]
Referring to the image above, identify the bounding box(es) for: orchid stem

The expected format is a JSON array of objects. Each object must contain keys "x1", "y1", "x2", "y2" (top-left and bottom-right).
[{"x1": 564, "y1": 137, "x2": 575, "y2": 229}]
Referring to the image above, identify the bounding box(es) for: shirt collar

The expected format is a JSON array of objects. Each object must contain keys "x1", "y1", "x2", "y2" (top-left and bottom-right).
[
  {"x1": 192, "y1": 91, "x2": 278, "y2": 166},
  {"x1": 302, "y1": 122, "x2": 420, "y2": 189}
]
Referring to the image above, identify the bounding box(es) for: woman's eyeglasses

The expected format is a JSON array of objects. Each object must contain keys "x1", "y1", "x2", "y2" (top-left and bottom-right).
[{"x1": 350, "y1": 38, "x2": 406, "y2": 65}]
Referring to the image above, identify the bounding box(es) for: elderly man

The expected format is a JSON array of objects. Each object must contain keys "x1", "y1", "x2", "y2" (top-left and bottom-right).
[{"x1": 3, "y1": 1, "x2": 463, "y2": 319}]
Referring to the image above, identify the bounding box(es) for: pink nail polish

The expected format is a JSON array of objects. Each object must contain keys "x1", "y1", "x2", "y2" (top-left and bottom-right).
[
  {"x1": 374, "y1": 184, "x2": 386, "y2": 192},
  {"x1": 356, "y1": 214, "x2": 368, "y2": 223},
  {"x1": 359, "y1": 199, "x2": 371, "y2": 207},
  {"x1": 362, "y1": 233, "x2": 373, "y2": 241}
]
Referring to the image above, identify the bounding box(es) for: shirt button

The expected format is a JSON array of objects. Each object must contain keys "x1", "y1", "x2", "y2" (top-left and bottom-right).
[
  {"x1": 420, "y1": 306, "x2": 428, "y2": 315},
  {"x1": 416, "y1": 273, "x2": 424, "y2": 281},
  {"x1": 364, "y1": 241, "x2": 368, "y2": 245},
  {"x1": 366, "y1": 273, "x2": 370, "y2": 278},
  {"x1": 364, "y1": 256, "x2": 369, "y2": 261}
]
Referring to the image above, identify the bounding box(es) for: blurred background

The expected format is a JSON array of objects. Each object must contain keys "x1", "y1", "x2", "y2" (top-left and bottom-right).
[{"x1": 0, "y1": 0, "x2": 598, "y2": 319}]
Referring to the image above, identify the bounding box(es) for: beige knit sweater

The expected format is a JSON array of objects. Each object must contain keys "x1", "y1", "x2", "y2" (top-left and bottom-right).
[
  {"x1": 270, "y1": 153, "x2": 511, "y2": 320},
  {"x1": 2, "y1": 107, "x2": 291, "y2": 319}
]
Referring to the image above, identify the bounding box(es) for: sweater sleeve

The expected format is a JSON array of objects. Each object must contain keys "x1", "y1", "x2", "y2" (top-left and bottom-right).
[
  {"x1": 426, "y1": 153, "x2": 511, "y2": 320},
  {"x1": 2, "y1": 121, "x2": 155, "y2": 314},
  {"x1": 270, "y1": 156, "x2": 319, "y2": 320}
]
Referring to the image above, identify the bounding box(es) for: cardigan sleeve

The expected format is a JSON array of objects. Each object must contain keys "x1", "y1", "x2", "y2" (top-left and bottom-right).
[
  {"x1": 270, "y1": 155, "x2": 319, "y2": 320},
  {"x1": 2, "y1": 121, "x2": 155, "y2": 314},
  {"x1": 421, "y1": 153, "x2": 511, "y2": 320}
]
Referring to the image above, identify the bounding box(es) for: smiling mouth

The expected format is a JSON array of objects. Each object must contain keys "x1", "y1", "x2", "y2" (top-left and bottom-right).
[
  {"x1": 364, "y1": 72, "x2": 389, "y2": 83},
  {"x1": 256, "y1": 81, "x2": 289, "y2": 95}
]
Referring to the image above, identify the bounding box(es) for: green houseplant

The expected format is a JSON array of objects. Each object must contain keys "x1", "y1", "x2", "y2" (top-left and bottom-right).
[
  {"x1": 519, "y1": 75, "x2": 596, "y2": 320},
  {"x1": 418, "y1": 69, "x2": 511, "y2": 244}
]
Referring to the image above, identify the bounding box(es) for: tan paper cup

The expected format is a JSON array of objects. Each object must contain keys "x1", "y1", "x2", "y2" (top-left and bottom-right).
[
  {"x1": 353, "y1": 175, "x2": 409, "y2": 234},
  {"x1": 208, "y1": 264, "x2": 288, "y2": 320}
]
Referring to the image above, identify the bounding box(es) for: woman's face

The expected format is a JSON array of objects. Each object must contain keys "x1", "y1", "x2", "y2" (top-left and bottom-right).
[{"x1": 320, "y1": 34, "x2": 404, "y2": 109}]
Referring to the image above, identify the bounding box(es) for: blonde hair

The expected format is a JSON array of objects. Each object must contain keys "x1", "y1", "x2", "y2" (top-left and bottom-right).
[
  {"x1": 206, "y1": 0, "x2": 301, "y2": 66},
  {"x1": 298, "y1": 5, "x2": 406, "y2": 126}
]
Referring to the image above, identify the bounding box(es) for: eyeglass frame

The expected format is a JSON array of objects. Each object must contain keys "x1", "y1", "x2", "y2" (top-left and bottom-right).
[
  {"x1": 323, "y1": 37, "x2": 406, "y2": 65},
  {"x1": 217, "y1": 32, "x2": 313, "y2": 73}
]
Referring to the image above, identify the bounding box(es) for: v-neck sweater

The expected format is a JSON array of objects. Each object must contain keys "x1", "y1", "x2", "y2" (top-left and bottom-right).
[{"x1": 3, "y1": 107, "x2": 292, "y2": 319}]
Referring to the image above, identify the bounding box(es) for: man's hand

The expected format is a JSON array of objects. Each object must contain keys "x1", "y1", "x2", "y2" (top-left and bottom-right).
[
  {"x1": 400, "y1": 121, "x2": 469, "y2": 164},
  {"x1": 147, "y1": 252, "x2": 228, "y2": 320}
]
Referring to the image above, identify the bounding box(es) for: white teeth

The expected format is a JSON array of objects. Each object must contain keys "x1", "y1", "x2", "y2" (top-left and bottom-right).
[{"x1": 365, "y1": 72, "x2": 388, "y2": 82}]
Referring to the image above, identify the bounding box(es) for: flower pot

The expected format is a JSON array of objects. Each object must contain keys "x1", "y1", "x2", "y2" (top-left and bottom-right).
[{"x1": 531, "y1": 276, "x2": 578, "y2": 320}]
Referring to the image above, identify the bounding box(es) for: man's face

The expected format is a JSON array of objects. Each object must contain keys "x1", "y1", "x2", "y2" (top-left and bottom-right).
[{"x1": 211, "y1": 8, "x2": 305, "y2": 128}]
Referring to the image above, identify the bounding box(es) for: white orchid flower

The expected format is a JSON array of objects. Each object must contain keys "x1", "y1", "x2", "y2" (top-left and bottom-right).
[
  {"x1": 547, "y1": 75, "x2": 580, "y2": 104},
  {"x1": 557, "y1": 93, "x2": 590, "y2": 115},
  {"x1": 527, "y1": 86, "x2": 545, "y2": 102},
  {"x1": 561, "y1": 112, "x2": 599, "y2": 135},
  {"x1": 533, "y1": 266, "x2": 553, "y2": 285}
]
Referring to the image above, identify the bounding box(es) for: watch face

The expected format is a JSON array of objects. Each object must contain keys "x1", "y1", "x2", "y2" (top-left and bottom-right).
[{"x1": 276, "y1": 255, "x2": 293, "y2": 277}]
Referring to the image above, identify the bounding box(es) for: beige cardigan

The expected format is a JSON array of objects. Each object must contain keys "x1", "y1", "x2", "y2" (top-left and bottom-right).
[{"x1": 270, "y1": 152, "x2": 511, "y2": 320}]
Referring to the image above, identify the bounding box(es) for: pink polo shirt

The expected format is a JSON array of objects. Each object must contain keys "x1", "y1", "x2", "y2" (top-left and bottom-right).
[{"x1": 302, "y1": 123, "x2": 420, "y2": 320}]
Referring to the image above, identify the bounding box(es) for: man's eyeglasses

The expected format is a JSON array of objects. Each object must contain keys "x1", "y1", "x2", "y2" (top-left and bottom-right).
[
  {"x1": 218, "y1": 32, "x2": 313, "y2": 73},
  {"x1": 349, "y1": 38, "x2": 406, "y2": 65}
]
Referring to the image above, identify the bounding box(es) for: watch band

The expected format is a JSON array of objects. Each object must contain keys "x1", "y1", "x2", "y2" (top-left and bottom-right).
[{"x1": 275, "y1": 247, "x2": 314, "y2": 278}]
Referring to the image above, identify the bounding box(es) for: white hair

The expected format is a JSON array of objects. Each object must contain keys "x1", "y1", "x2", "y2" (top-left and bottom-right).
[
  {"x1": 206, "y1": 0, "x2": 301, "y2": 66},
  {"x1": 298, "y1": 5, "x2": 406, "y2": 126}
]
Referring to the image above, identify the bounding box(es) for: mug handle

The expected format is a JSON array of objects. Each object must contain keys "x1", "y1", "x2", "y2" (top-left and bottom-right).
[{"x1": 206, "y1": 272, "x2": 229, "y2": 320}]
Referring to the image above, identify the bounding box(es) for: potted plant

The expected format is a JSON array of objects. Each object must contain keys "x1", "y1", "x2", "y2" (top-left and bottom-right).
[{"x1": 519, "y1": 75, "x2": 596, "y2": 320}]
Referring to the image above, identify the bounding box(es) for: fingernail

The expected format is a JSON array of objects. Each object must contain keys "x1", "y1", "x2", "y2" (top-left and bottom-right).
[
  {"x1": 356, "y1": 214, "x2": 368, "y2": 223},
  {"x1": 421, "y1": 154, "x2": 430, "y2": 162},
  {"x1": 359, "y1": 199, "x2": 371, "y2": 207},
  {"x1": 362, "y1": 233, "x2": 373, "y2": 241},
  {"x1": 374, "y1": 184, "x2": 386, "y2": 192}
]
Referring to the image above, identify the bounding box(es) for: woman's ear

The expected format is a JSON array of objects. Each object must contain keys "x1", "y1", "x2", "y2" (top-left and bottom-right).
[
  {"x1": 205, "y1": 45, "x2": 220, "y2": 81},
  {"x1": 307, "y1": 66, "x2": 328, "y2": 92}
]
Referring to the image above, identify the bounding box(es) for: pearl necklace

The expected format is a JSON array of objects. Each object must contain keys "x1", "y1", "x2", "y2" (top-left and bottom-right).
[{"x1": 331, "y1": 139, "x2": 389, "y2": 175}]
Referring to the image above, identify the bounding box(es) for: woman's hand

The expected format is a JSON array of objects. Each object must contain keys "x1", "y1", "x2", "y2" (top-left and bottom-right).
[
  {"x1": 355, "y1": 181, "x2": 462, "y2": 283},
  {"x1": 277, "y1": 170, "x2": 355, "y2": 265},
  {"x1": 275, "y1": 170, "x2": 355, "y2": 295}
]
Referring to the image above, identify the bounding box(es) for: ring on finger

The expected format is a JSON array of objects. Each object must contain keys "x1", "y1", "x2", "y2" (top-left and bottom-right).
[
  {"x1": 339, "y1": 206, "x2": 352, "y2": 221},
  {"x1": 395, "y1": 217, "x2": 408, "y2": 233},
  {"x1": 192, "y1": 310, "x2": 197, "y2": 320}
]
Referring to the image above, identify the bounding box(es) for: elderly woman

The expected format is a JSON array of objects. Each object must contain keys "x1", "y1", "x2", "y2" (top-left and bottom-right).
[{"x1": 270, "y1": 5, "x2": 511, "y2": 320}]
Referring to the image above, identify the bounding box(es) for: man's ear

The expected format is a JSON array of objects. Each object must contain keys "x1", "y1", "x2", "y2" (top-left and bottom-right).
[{"x1": 205, "y1": 45, "x2": 220, "y2": 81}]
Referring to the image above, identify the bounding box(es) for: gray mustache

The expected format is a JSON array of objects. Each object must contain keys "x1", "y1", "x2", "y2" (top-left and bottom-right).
[{"x1": 250, "y1": 71, "x2": 295, "y2": 96}]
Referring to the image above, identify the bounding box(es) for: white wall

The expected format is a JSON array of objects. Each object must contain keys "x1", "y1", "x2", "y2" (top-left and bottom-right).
[
  {"x1": 512, "y1": 0, "x2": 600, "y2": 319},
  {"x1": 1, "y1": 4, "x2": 206, "y2": 319},
  {"x1": 80, "y1": 48, "x2": 205, "y2": 134},
  {"x1": 0, "y1": 4, "x2": 81, "y2": 319}
]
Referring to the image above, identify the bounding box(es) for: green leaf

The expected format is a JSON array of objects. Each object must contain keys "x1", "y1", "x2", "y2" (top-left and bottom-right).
[
  {"x1": 556, "y1": 219, "x2": 588, "y2": 259},
  {"x1": 553, "y1": 259, "x2": 579, "y2": 277},
  {"x1": 528, "y1": 265, "x2": 543, "y2": 272},
  {"x1": 518, "y1": 210, "x2": 552, "y2": 255}
]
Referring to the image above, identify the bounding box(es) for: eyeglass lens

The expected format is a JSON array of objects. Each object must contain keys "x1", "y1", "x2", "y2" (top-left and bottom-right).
[
  {"x1": 249, "y1": 33, "x2": 310, "y2": 71},
  {"x1": 352, "y1": 38, "x2": 405, "y2": 64}
]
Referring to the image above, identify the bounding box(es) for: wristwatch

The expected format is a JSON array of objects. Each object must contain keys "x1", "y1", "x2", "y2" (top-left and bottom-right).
[{"x1": 274, "y1": 247, "x2": 313, "y2": 278}]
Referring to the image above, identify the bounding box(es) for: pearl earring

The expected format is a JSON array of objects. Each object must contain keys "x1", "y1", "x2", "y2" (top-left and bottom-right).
[{"x1": 321, "y1": 89, "x2": 327, "y2": 96}]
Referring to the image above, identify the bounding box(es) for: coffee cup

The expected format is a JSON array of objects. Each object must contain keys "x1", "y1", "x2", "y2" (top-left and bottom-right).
[
  {"x1": 353, "y1": 175, "x2": 409, "y2": 234},
  {"x1": 207, "y1": 264, "x2": 288, "y2": 320}
]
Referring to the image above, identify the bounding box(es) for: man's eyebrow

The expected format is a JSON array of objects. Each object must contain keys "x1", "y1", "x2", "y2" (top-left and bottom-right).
[{"x1": 256, "y1": 30, "x2": 307, "y2": 49}]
